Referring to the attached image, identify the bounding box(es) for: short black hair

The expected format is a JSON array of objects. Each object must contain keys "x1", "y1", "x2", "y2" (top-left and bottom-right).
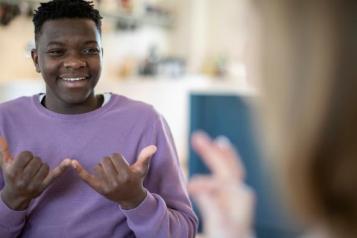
[{"x1": 32, "y1": 0, "x2": 103, "y2": 41}]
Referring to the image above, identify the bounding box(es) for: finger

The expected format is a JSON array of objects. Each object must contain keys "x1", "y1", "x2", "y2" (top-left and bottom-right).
[
  {"x1": 110, "y1": 153, "x2": 129, "y2": 174},
  {"x1": 191, "y1": 192, "x2": 227, "y2": 237},
  {"x1": 101, "y1": 157, "x2": 119, "y2": 184},
  {"x1": 191, "y1": 131, "x2": 226, "y2": 175},
  {"x1": 132, "y1": 145, "x2": 157, "y2": 177},
  {"x1": 22, "y1": 156, "x2": 43, "y2": 182},
  {"x1": 94, "y1": 164, "x2": 107, "y2": 182},
  {"x1": 11, "y1": 151, "x2": 34, "y2": 174},
  {"x1": 71, "y1": 160, "x2": 102, "y2": 191},
  {"x1": 215, "y1": 136, "x2": 245, "y2": 179},
  {"x1": 29, "y1": 163, "x2": 50, "y2": 189},
  {"x1": 188, "y1": 176, "x2": 218, "y2": 195},
  {"x1": 191, "y1": 131, "x2": 241, "y2": 180},
  {"x1": 110, "y1": 154, "x2": 131, "y2": 182},
  {"x1": 0, "y1": 137, "x2": 12, "y2": 163},
  {"x1": 42, "y1": 159, "x2": 71, "y2": 187}
]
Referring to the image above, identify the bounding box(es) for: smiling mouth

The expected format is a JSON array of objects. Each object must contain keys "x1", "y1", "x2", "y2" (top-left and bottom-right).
[
  {"x1": 60, "y1": 76, "x2": 88, "y2": 81},
  {"x1": 59, "y1": 76, "x2": 90, "y2": 88}
]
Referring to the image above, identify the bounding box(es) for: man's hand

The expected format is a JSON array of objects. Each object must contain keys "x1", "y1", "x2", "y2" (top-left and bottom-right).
[
  {"x1": 0, "y1": 137, "x2": 71, "y2": 211},
  {"x1": 71, "y1": 145, "x2": 157, "y2": 209}
]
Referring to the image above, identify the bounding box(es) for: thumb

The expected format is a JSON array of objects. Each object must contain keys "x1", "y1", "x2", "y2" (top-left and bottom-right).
[
  {"x1": 132, "y1": 145, "x2": 157, "y2": 177},
  {"x1": 0, "y1": 137, "x2": 12, "y2": 165}
]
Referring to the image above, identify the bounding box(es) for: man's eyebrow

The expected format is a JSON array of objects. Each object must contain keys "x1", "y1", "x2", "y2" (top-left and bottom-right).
[
  {"x1": 84, "y1": 41, "x2": 99, "y2": 45},
  {"x1": 46, "y1": 41, "x2": 99, "y2": 47},
  {"x1": 47, "y1": 41, "x2": 64, "y2": 47}
]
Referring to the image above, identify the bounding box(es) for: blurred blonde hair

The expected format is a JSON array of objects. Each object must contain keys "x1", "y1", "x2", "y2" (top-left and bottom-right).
[{"x1": 256, "y1": 0, "x2": 357, "y2": 236}]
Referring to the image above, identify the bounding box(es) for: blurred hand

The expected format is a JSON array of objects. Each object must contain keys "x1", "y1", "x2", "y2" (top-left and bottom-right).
[
  {"x1": 71, "y1": 145, "x2": 157, "y2": 209},
  {"x1": 0, "y1": 137, "x2": 71, "y2": 211},
  {"x1": 189, "y1": 131, "x2": 255, "y2": 238}
]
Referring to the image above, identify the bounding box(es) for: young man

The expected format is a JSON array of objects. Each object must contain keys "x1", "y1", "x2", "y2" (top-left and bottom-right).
[{"x1": 0, "y1": 0, "x2": 197, "y2": 237}]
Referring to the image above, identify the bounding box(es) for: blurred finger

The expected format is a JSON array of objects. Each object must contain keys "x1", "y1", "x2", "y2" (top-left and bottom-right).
[
  {"x1": 215, "y1": 136, "x2": 245, "y2": 179},
  {"x1": 188, "y1": 176, "x2": 218, "y2": 195},
  {"x1": 0, "y1": 137, "x2": 12, "y2": 163},
  {"x1": 71, "y1": 160, "x2": 101, "y2": 191},
  {"x1": 191, "y1": 131, "x2": 241, "y2": 180},
  {"x1": 191, "y1": 132, "x2": 229, "y2": 177},
  {"x1": 42, "y1": 158, "x2": 71, "y2": 187}
]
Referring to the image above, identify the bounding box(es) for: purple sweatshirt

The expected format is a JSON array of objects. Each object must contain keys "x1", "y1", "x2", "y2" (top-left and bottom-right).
[{"x1": 0, "y1": 93, "x2": 197, "y2": 238}]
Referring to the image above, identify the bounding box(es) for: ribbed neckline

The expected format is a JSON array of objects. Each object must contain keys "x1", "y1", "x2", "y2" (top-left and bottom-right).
[{"x1": 31, "y1": 93, "x2": 118, "y2": 121}]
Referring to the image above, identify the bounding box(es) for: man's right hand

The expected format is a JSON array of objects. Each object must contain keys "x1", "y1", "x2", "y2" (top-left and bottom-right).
[{"x1": 0, "y1": 137, "x2": 71, "y2": 211}]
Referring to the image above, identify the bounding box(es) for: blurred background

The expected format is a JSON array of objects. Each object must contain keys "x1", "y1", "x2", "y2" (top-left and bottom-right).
[{"x1": 0, "y1": 0, "x2": 298, "y2": 237}]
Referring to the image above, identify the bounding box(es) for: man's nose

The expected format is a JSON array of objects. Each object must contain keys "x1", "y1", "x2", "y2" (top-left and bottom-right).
[{"x1": 63, "y1": 56, "x2": 86, "y2": 69}]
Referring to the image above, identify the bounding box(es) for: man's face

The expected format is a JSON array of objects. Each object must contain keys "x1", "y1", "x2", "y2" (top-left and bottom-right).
[{"x1": 31, "y1": 18, "x2": 102, "y2": 112}]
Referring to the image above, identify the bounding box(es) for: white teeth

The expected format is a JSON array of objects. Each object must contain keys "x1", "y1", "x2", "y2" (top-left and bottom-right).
[{"x1": 62, "y1": 77, "x2": 86, "y2": 81}]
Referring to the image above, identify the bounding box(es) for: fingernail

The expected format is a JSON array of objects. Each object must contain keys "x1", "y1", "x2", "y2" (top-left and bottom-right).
[
  {"x1": 192, "y1": 131, "x2": 211, "y2": 146},
  {"x1": 71, "y1": 160, "x2": 77, "y2": 169},
  {"x1": 151, "y1": 145, "x2": 157, "y2": 153},
  {"x1": 192, "y1": 131, "x2": 209, "y2": 140},
  {"x1": 64, "y1": 158, "x2": 71, "y2": 164},
  {"x1": 215, "y1": 136, "x2": 232, "y2": 148}
]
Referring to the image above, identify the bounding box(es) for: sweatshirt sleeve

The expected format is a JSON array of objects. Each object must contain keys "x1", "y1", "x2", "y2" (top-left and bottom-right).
[
  {"x1": 121, "y1": 114, "x2": 198, "y2": 238},
  {"x1": 0, "y1": 175, "x2": 27, "y2": 238},
  {"x1": 0, "y1": 125, "x2": 27, "y2": 237}
]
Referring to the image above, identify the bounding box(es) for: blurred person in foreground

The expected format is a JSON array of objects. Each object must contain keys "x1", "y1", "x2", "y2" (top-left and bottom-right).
[{"x1": 189, "y1": 0, "x2": 357, "y2": 237}]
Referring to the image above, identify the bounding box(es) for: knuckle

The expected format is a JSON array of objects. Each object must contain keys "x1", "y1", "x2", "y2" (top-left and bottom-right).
[
  {"x1": 120, "y1": 172, "x2": 130, "y2": 182},
  {"x1": 27, "y1": 184, "x2": 37, "y2": 191},
  {"x1": 111, "y1": 180, "x2": 119, "y2": 188},
  {"x1": 103, "y1": 157, "x2": 111, "y2": 163},
  {"x1": 33, "y1": 156, "x2": 43, "y2": 164},
  {"x1": 42, "y1": 164, "x2": 50, "y2": 173},
  {"x1": 19, "y1": 151, "x2": 34, "y2": 159},
  {"x1": 102, "y1": 186, "x2": 111, "y2": 194},
  {"x1": 111, "y1": 153, "x2": 122, "y2": 159}
]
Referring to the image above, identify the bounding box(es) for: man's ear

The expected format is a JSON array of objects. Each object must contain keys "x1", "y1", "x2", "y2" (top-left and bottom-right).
[{"x1": 31, "y1": 49, "x2": 41, "y2": 73}]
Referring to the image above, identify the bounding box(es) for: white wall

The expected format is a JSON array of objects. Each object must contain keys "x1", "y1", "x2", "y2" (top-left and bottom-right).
[
  {"x1": 0, "y1": 16, "x2": 37, "y2": 82},
  {"x1": 170, "y1": 0, "x2": 253, "y2": 79}
]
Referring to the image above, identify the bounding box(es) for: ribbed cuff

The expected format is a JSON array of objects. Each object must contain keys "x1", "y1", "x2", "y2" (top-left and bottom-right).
[
  {"x1": 120, "y1": 192, "x2": 163, "y2": 224},
  {"x1": 0, "y1": 197, "x2": 26, "y2": 227}
]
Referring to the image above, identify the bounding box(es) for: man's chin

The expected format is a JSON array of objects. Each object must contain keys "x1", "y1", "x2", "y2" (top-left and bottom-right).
[{"x1": 61, "y1": 92, "x2": 94, "y2": 105}]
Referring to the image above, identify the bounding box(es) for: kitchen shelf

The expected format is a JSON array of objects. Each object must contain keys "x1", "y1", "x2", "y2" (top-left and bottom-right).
[{"x1": 0, "y1": 0, "x2": 174, "y2": 29}]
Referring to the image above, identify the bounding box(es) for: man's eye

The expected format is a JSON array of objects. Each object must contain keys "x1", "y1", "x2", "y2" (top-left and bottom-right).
[
  {"x1": 47, "y1": 49, "x2": 64, "y2": 56},
  {"x1": 83, "y1": 48, "x2": 100, "y2": 55}
]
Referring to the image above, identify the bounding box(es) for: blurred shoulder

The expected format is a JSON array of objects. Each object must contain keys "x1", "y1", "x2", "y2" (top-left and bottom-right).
[{"x1": 110, "y1": 93, "x2": 161, "y2": 120}]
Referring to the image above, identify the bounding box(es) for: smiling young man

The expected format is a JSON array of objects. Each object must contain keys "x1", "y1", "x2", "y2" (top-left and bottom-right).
[
  {"x1": 33, "y1": 17, "x2": 103, "y2": 114},
  {"x1": 0, "y1": 0, "x2": 197, "y2": 237}
]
